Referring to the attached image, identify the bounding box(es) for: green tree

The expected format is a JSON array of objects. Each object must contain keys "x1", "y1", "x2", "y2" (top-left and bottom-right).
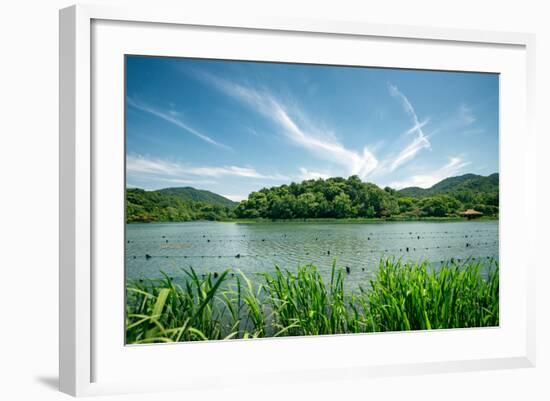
[{"x1": 333, "y1": 193, "x2": 352, "y2": 217}]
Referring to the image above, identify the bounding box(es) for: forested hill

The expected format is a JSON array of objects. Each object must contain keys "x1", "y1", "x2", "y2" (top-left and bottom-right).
[
  {"x1": 126, "y1": 173, "x2": 499, "y2": 222},
  {"x1": 234, "y1": 174, "x2": 499, "y2": 219},
  {"x1": 157, "y1": 187, "x2": 237, "y2": 209},
  {"x1": 398, "y1": 173, "x2": 499, "y2": 198},
  {"x1": 126, "y1": 187, "x2": 235, "y2": 222}
]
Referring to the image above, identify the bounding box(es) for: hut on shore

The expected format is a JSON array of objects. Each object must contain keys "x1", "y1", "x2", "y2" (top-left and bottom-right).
[{"x1": 460, "y1": 209, "x2": 483, "y2": 219}]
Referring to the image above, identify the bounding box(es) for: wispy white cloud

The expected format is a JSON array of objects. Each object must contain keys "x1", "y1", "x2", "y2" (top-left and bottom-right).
[
  {"x1": 127, "y1": 175, "x2": 216, "y2": 189},
  {"x1": 222, "y1": 194, "x2": 248, "y2": 202},
  {"x1": 127, "y1": 98, "x2": 231, "y2": 150},
  {"x1": 388, "y1": 156, "x2": 470, "y2": 189},
  {"x1": 389, "y1": 84, "x2": 421, "y2": 127},
  {"x1": 186, "y1": 71, "x2": 469, "y2": 190},
  {"x1": 126, "y1": 155, "x2": 183, "y2": 176},
  {"x1": 126, "y1": 154, "x2": 287, "y2": 181},
  {"x1": 459, "y1": 104, "x2": 476, "y2": 125},
  {"x1": 298, "y1": 167, "x2": 332, "y2": 180},
  {"x1": 168, "y1": 110, "x2": 181, "y2": 117},
  {"x1": 387, "y1": 84, "x2": 431, "y2": 171},
  {"x1": 193, "y1": 70, "x2": 379, "y2": 179},
  {"x1": 433, "y1": 103, "x2": 480, "y2": 137},
  {"x1": 388, "y1": 132, "x2": 431, "y2": 172},
  {"x1": 158, "y1": 177, "x2": 217, "y2": 186},
  {"x1": 246, "y1": 127, "x2": 260, "y2": 136},
  {"x1": 186, "y1": 165, "x2": 287, "y2": 180}
]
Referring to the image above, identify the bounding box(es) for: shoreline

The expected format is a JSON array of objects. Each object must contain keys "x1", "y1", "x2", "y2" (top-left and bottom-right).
[
  {"x1": 127, "y1": 216, "x2": 499, "y2": 224},
  {"x1": 230, "y1": 216, "x2": 498, "y2": 224}
]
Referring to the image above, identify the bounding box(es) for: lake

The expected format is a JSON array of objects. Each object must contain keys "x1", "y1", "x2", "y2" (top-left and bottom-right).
[{"x1": 125, "y1": 220, "x2": 498, "y2": 291}]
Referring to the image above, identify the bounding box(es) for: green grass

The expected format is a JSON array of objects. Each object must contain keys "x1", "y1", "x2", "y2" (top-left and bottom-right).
[{"x1": 125, "y1": 258, "x2": 499, "y2": 344}]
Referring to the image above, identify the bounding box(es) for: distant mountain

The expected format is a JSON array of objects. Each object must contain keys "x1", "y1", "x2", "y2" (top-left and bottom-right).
[
  {"x1": 126, "y1": 174, "x2": 499, "y2": 223},
  {"x1": 398, "y1": 173, "x2": 499, "y2": 198},
  {"x1": 126, "y1": 187, "x2": 236, "y2": 222},
  {"x1": 155, "y1": 187, "x2": 237, "y2": 209}
]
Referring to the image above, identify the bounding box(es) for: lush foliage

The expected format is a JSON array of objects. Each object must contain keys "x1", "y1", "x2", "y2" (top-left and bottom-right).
[
  {"x1": 156, "y1": 187, "x2": 237, "y2": 209},
  {"x1": 126, "y1": 188, "x2": 234, "y2": 222},
  {"x1": 126, "y1": 173, "x2": 499, "y2": 222},
  {"x1": 126, "y1": 259, "x2": 499, "y2": 343},
  {"x1": 235, "y1": 174, "x2": 499, "y2": 219},
  {"x1": 235, "y1": 176, "x2": 398, "y2": 219},
  {"x1": 398, "y1": 173, "x2": 499, "y2": 216}
]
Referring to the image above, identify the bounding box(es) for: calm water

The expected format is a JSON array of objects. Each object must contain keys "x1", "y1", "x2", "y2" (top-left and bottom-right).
[{"x1": 125, "y1": 220, "x2": 498, "y2": 291}]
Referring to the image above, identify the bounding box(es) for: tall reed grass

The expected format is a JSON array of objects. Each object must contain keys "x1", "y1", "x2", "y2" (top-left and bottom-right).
[{"x1": 126, "y1": 258, "x2": 498, "y2": 344}]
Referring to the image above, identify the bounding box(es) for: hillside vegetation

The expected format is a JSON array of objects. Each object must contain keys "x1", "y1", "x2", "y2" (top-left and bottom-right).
[
  {"x1": 157, "y1": 187, "x2": 237, "y2": 209},
  {"x1": 126, "y1": 188, "x2": 234, "y2": 222},
  {"x1": 399, "y1": 173, "x2": 499, "y2": 198},
  {"x1": 234, "y1": 174, "x2": 498, "y2": 219},
  {"x1": 126, "y1": 173, "x2": 499, "y2": 222}
]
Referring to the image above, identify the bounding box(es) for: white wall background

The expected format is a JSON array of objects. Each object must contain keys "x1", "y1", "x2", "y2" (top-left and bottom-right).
[{"x1": 0, "y1": 0, "x2": 547, "y2": 399}]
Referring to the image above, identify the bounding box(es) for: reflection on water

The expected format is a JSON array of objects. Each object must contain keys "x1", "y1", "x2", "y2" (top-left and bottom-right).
[{"x1": 125, "y1": 220, "x2": 498, "y2": 291}]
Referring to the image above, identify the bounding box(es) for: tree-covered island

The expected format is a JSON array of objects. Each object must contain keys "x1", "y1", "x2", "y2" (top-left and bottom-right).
[{"x1": 126, "y1": 173, "x2": 498, "y2": 223}]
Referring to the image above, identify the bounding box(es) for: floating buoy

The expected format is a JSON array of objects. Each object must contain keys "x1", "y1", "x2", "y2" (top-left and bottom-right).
[
  {"x1": 145, "y1": 254, "x2": 152, "y2": 259},
  {"x1": 327, "y1": 250, "x2": 331, "y2": 255},
  {"x1": 345, "y1": 266, "x2": 351, "y2": 274},
  {"x1": 207, "y1": 239, "x2": 210, "y2": 242},
  {"x1": 406, "y1": 247, "x2": 409, "y2": 252},
  {"x1": 235, "y1": 253, "x2": 241, "y2": 258},
  {"x1": 213, "y1": 272, "x2": 218, "y2": 278}
]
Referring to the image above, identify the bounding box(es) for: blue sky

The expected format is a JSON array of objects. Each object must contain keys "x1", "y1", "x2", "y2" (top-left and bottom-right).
[{"x1": 126, "y1": 56, "x2": 499, "y2": 201}]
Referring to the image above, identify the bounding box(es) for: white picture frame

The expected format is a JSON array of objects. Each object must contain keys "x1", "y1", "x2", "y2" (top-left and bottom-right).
[{"x1": 59, "y1": 4, "x2": 536, "y2": 397}]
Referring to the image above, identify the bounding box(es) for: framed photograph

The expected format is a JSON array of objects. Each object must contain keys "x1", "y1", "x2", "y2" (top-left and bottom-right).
[{"x1": 59, "y1": 4, "x2": 536, "y2": 396}]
